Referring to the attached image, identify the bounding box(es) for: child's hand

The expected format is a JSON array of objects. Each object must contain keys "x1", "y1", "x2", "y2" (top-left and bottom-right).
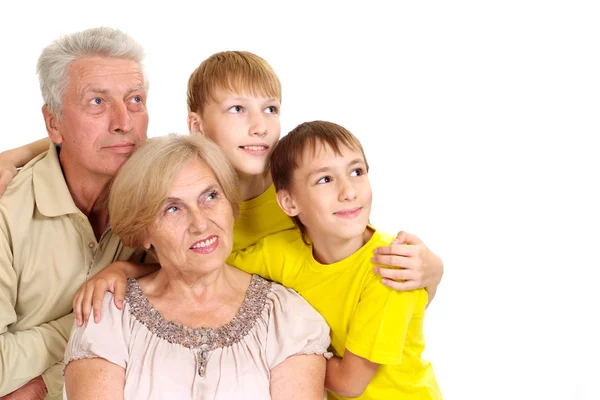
[
  {"x1": 371, "y1": 231, "x2": 443, "y2": 293},
  {"x1": 73, "y1": 262, "x2": 129, "y2": 327},
  {"x1": 0, "y1": 159, "x2": 18, "y2": 198}
]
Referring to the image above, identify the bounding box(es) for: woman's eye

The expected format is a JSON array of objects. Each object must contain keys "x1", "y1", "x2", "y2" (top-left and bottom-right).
[
  {"x1": 207, "y1": 191, "x2": 218, "y2": 200},
  {"x1": 166, "y1": 206, "x2": 178, "y2": 213},
  {"x1": 317, "y1": 176, "x2": 332, "y2": 184},
  {"x1": 265, "y1": 106, "x2": 278, "y2": 114}
]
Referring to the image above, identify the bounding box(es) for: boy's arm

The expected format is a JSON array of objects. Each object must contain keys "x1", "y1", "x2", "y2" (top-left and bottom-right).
[
  {"x1": 372, "y1": 231, "x2": 443, "y2": 305},
  {"x1": 72, "y1": 260, "x2": 159, "y2": 327},
  {"x1": 325, "y1": 351, "x2": 379, "y2": 398},
  {"x1": 0, "y1": 139, "x2": 50, "y2": 197}
]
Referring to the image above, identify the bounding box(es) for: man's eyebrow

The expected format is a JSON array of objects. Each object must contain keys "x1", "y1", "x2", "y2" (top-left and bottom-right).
[
  {"x1": 82, "y1": 88, "x2": 108, "y2": 96},
  {"x1": 126, "y1": 86, "x2": 145, "y2": 95}
]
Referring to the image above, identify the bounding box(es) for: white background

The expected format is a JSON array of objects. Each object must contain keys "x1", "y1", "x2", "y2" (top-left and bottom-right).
[{"x1": 1, "y1": 1, "x2": 599, "y2": 399}]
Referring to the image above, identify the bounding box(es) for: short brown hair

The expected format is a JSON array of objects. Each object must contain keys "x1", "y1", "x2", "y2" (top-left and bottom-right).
[
  {"x1": 109, "y1": 134, "x2": 240, "y2": 249},
  {"x1": 270, "y1": 121, "x2": 369, "y2": 242},
  {"x1": 187, "y1": 51, "x2": 282, "y2": 115}
]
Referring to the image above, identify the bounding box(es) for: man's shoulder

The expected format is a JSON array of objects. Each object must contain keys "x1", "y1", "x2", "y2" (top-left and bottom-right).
[{"x1": 0, "y1": 152, "x2": 49, "y2": 224}]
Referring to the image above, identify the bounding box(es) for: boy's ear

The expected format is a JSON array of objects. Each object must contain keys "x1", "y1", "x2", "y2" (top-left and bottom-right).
[
  {"x1": 42, "y1": 105, "x2": 63, "y2": 145},
  {"x1": 276, "y1": 189, "x2": 300, "y2": 217},
  {"x1": 188, "y1": 112, "x2": 205, "y2": 135}
]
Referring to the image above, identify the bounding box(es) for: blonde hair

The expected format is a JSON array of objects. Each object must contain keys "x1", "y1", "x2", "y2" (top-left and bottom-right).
[
  {"x1": 109, "y1": 134, "x2": 240, "y2": 248},
  {"x1": 270, "y1": 121, "x2": 369, "y2": 243},
  {"x1": 187, "y1": 51, "x2": 281, "y2": 115}
]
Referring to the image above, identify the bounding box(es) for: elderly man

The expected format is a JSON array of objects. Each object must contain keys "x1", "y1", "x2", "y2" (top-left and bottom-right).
[{"x1": 0, "y1": 27, "x2": 148, "y2": 399}]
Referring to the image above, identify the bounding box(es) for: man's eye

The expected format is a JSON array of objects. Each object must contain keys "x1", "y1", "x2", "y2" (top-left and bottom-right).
[
  {"x1": 132, "y1": 95, "x2": 142, "y2": 103},
  {"x1": 91, "y1": 98, "x2": 102, "y2": 105}
]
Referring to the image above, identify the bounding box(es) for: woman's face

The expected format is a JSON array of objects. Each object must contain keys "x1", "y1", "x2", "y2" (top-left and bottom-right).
[{"x1": 143, "y1": 157, "x2": 235, "y2": 275}]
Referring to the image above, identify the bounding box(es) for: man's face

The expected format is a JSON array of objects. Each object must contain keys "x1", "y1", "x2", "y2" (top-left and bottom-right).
[
  {"x1": 195, "y1": 89, "x2": 281, "y2": 178},
  {"x1": 287, "y1": 143, "x2": 372, "y2": 244},
  {"x1": 51, "y1": 56, "x2": 149, "y2": 178}
]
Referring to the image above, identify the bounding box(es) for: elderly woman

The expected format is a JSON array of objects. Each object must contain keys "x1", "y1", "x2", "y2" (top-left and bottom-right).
[{"x1": 63, "y1": 134, "x2": 331, "y2": 399}]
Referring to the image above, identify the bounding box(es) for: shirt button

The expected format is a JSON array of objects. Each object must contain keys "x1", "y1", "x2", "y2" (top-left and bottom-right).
[{"x1": 88, "y1": 242, "x2": 95, "y2": 248}]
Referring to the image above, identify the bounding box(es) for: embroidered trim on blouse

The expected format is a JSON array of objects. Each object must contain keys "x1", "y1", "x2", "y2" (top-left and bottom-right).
[{"x1": 125, "y1": 274, "x2": 272, "y2": 376}]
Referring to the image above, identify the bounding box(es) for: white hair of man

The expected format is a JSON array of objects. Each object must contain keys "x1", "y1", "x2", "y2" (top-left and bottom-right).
[{"x1": 36, "y1": 26, "x2": 147, "y2": 117}]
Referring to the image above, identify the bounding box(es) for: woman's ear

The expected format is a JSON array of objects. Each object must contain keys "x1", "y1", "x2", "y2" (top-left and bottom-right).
[
  {"x1": 42, "y1": 105, "x2": 63, "y2": 145},
  {"x1": 276, "y1": 189, "x2": 300, "y2": 217},
  {"x1": 188, "y1": 112, "x2": 204, "y2": 136}
]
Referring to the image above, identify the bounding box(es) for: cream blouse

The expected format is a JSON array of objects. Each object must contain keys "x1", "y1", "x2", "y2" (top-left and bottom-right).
[{"x1": 64, "y1": 275, "x2": 331, "y2": 399}]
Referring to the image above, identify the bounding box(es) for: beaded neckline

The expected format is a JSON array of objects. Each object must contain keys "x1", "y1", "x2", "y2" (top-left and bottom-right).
[{"x1": 125, "y1": 274, "x2": 272, "y2": 375}]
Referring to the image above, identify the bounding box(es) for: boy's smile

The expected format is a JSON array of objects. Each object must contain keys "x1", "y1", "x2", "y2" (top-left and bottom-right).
[
  {"x1": 195, "y1": 89, "x2": 281, "y2": 177},
  {"x1": 288, "y1": 143, "x2": 372, "y2": 251}
]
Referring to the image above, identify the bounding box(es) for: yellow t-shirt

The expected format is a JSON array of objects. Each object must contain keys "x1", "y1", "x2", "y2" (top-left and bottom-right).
[
  {"x1": 232, "y1": 184, "x2": 296, "y2": 252},
  {"x1": 227, "y1": 228, "x2": 441, "y2": 400}
]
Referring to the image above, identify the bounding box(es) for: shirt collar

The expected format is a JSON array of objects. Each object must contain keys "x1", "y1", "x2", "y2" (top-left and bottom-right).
[{"x1": 32, "y1": 143, "x2": 80, "y2": 217}]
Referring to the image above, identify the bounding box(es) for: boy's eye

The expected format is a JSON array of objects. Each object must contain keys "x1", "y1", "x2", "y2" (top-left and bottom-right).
[
  {"x1": 229, "y1": 105, "x2": 243, "y2": 113},
  {"x1": 350, "y1": 168, "x2": 365, "y2": 177},
  {"x1": 265, "y1": 106, "x2": 278, "y2": 114},
  {"x1": 316, "y1": 176, "x2": 332, "y2": 184}
]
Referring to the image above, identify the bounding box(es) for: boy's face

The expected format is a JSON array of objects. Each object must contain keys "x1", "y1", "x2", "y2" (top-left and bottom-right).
[
  {"x1": 192, "y1": 88, "x2": 281, "y2": 177},
  {"x1": 286, "y1": 143, "x2": 372, "y2": 243}
]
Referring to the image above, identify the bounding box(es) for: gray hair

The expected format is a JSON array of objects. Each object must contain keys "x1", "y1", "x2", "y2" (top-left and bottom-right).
[{"x1": 36, "y1": 27, "x2": 147, "y2": 117}]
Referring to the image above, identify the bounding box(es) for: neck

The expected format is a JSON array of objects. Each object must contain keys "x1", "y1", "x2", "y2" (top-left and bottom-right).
[
  {"x1": 60, "y1": 154, "x2": 112, "y2": 240},
  {"x1": 310, "y1": 227, "x2": 374, "y2": 265},
  {"x1": 154, "y1": 263, "x2": 230, "y2": 300},
  {"x1": 237, "y1": 170, "x2": 272, "y2": 201}
]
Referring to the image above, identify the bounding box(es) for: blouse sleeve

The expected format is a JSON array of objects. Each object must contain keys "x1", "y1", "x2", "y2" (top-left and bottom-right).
[
  {"x1": 63, "y1": 293, "x2": 129, "y2": 370},
  {"x1": 264, "y1": 283, "x2": 332, "y2": 369}
]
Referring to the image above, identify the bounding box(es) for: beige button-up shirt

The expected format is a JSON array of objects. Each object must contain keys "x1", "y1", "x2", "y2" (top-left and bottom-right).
[{"x1": 0, "y1": 144, "x2": 144, "y2": 399}]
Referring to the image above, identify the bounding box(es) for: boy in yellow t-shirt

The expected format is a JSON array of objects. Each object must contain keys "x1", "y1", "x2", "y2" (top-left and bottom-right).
[{"x1": 228, "y1": 120, "x2": 441, "y2": 399}]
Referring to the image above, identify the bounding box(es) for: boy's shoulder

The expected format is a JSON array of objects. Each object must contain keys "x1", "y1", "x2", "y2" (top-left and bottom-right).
[{"x1": 362, "y1": 226, "x2": 396, "y2": 253}]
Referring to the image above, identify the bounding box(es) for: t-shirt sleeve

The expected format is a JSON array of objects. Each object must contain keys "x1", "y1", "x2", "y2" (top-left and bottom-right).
[
  {"x1": 264, "y1": 283, "x2": 332, "y2": 369},
  {"x1": 227, "y1": 234, "x2": 286, "y2": 284},
  {"x1": 345, "y1": 277, "x2": 428, "y2": 366},
  {"x1": 63, "y1": 293, "x2": 129, "y2": 370}
]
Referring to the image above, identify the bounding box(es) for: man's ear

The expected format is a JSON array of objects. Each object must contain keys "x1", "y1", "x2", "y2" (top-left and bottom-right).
[
  {"x1": 188, "y1": 112, "x2": 205, "y2": 136},
  {"x1": 42, "y1": 105, "x2": 63, "y2": 145},
  {"x1": 276, "y1": 189, "x2": 300, "y2": 217}
]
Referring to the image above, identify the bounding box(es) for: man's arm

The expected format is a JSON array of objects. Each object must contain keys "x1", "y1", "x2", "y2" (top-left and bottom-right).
[
  {"x1": 0, "y1": 314, "x2": 73, "y2": 396},
  {"x1": 0, "y1": 139, "x2": 49, "y2": 198},
  {"x1": 0, "y1": 214, "x2": 74, "y2": 396}
]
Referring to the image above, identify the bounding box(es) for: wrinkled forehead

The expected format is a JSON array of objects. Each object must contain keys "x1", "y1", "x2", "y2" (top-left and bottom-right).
[{"x1": 67, "y1": 56, "x2": 147, "y2": 92}]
